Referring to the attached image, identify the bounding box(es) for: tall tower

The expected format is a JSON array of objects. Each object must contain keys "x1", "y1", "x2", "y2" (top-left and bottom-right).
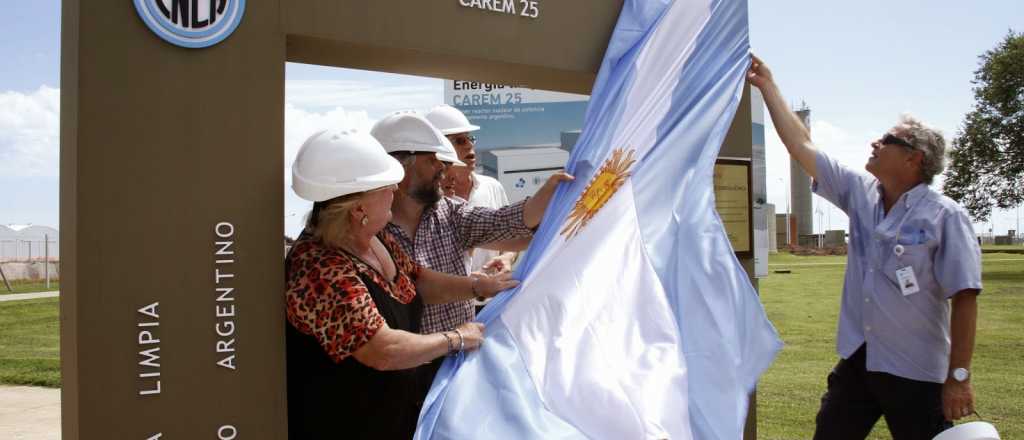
[{"x1": 790, "y1": 104, "x2": 814, "y2": 243}]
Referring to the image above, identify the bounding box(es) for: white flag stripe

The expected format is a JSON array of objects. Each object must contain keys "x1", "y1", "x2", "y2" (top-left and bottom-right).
[
  {"x1": 416, "y1": 1, "x2": 781, "y2": 438},
  {"x1": 610, "y1": 0, "x2": 711, "y2": 159},
  {"x1": 503, "y1": 181, "x2": 691, "y2": 440}
]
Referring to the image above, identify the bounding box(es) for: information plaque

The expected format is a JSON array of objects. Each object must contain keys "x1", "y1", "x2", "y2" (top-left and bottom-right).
[{"x1": 714, "y1": 158, "x2": 753, "y2": 257}]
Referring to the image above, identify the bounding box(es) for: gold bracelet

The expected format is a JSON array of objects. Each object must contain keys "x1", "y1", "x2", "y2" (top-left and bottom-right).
[
  {"x1": 441, "y1": 332, "x2": 455, "y2": 355},
  {"x1": 453, "y1": 328, "x2": 465, "y2": 352}
]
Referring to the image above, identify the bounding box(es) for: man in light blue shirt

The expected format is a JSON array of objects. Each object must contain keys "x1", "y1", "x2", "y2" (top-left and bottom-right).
[{"x1": 748, "y1": 55, "x2": 982, "y2": 440}]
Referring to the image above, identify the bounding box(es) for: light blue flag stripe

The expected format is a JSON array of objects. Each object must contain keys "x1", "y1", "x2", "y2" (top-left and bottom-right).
[
  {"x1": 416, "y1": 0, "x2": 781, "y2": 437},
  {"x1": 414, "y1": 3, "x2": 670, "y2": 434},
  {"x1": 633, "y1": 0, "x2": 783, "y2": 438}
]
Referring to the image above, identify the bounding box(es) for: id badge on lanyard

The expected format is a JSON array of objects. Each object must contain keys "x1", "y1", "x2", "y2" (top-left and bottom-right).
[
  {"x1": 895, "y1": 265, "x2": 920, "y2": 296},
  {"x1": 890, "y1": 195, "x2": 925, "y2": 296}
]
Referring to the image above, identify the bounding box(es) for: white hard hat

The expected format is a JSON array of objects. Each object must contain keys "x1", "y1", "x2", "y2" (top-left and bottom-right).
[
  {"x1": 370, "y1": 111, "x2": 466, "y2": 166},
  {"x1": 425, "y1": 105, "x2": 480, "y2": 135},
  {"x1": 933, "y1": 422, "x2": 1000, "y2": 440},
  {"x1": 291, "y1": 129, "x2": 405, "y2": 202}
]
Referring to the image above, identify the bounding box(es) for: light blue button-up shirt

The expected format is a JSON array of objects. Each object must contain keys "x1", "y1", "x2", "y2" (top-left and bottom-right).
[{"x1": 812, "y1": 151, "x2": 982, "y2": 383}]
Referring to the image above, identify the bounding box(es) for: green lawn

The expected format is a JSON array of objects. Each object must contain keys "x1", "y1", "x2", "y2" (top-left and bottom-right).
[
  {"x1": 1, "y1": 279, "x2": 60, "y2": 294},
  {"x1": 0, "y1": 256, "x2": 1020, "y2": 438},
  {"x1": 0, "y1": 297, "x2": 60, "y2": 387},
  {"x1": 757, "y1": 252, "x2": 1024, "y2": 439}
]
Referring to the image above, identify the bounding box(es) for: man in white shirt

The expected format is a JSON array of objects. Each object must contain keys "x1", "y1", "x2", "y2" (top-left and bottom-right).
[
  {"x1": 441, "y1": 162, "x2": 513, "y2": 274},
  {"x1": 427, "y1": 105, "x2": 517, "y2": 275}
]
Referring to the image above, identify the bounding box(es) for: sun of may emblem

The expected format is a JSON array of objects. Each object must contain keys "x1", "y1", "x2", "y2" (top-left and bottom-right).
[{"x1": 560, "y1": 148, "x2": 637, "y2": 239}]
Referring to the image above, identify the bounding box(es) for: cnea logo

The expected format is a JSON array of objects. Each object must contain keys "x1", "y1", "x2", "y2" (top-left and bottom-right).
[{"x1": 133, "y1": 0, "x2": 247, "y2": 49}]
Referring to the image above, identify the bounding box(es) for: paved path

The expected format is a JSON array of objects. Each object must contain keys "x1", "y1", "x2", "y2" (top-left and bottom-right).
[
  {"x1": 0, "y1": 385, "x2": 60, "y2": 439},
  {"x1": 0, "y1": 292, "x2": 59, "y2": 302}
]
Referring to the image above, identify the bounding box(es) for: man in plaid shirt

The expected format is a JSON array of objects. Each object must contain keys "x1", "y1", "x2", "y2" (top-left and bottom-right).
[
  {"x1": 373, "y1": 112, "x2": 571, "y2": 334},
  {"x1": 385, "y1": 190, "x2": 531, "y2": 332}
]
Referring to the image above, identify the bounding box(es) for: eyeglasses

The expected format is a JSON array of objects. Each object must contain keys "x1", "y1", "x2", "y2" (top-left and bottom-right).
[
  {"x1": 880, "y1": 133, "x2": 915, "y2": 150},
  {"x1": 451, "y1": 135, "x2": 477, "y2": 147}
]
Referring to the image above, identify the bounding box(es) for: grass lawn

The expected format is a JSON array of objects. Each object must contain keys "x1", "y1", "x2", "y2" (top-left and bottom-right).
[
  {"x1": 757, "y1": 252, "x2": 1024, "y2": 439},
  {"x1": 0, "y1": 255, "x2": 1019, "y2": 438},
  {"x1": 1, "y1": 279, "x2": 60, "y2": 294},
  {"x1": 0, "y1": 297, "x2": 60, "y2": 387}
]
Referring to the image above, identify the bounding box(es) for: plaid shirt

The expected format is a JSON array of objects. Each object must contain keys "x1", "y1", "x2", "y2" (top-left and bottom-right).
[{"x1": 385, "y1": 197, "x2": 532, "y2": 333}]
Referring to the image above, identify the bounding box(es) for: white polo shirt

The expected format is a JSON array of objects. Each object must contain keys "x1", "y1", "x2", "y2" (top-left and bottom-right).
[{"x1": 465, "y1": 173, "x2": 511, "y2": 273}]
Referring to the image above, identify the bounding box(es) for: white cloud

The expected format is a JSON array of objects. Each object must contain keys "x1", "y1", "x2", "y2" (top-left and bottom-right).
[
  {"x1": 283, "y1": 78, "x2": 444, "y2": 176},
  {"x1": 2, "y1": 80, "x2": 1020, "y2": 238},
  {"x1": 1, "y1": 77, "x2": 444, "y2": 237},
  {"x1": 282, "y1": 103, "x2": 373, "y2": 238},
  {"x1": 283, "y1": 102, "x2": 374, "y2": 173},
  {"x1": 0, "y1": 86, "x2": 60, "y2": 177},
  {"x1": 286, "y1": 79, "x2": 443, "y2": 117},
  {"x1": 281, "y1": 78, "x2": 445, "y2": 237},
  {"x1": 764, "y1": 116, "x2": 878, "y2": 234}
]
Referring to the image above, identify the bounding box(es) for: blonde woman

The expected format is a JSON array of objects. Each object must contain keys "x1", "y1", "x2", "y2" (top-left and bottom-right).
[{"x1": 285, "y1": 129, "x2": 517, "y2": 439}]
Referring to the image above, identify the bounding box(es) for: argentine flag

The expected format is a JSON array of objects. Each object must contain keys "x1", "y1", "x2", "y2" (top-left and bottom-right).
[{"x1": 416, "y1": 0, "x2": 782, "y2": 438}]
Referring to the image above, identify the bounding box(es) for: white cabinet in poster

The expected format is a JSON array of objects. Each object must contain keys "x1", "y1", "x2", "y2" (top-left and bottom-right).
[{"x1": 481, "y1": 147, "x2": 569, "y2": 203}]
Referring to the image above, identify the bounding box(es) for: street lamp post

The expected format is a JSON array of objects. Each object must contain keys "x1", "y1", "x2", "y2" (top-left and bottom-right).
[
  {"x1": 1017, "y1": 204, "x2": 1021, "y2": 245},
  {"x1": 827, "y1": 204, "x2": 832, "y2": 232},
  {"x1": 990, "y1": 208, "x2": 996, "y2": 245},
  {"x1": 815, "y1": 207, "x2": 825, "y2": 248}
]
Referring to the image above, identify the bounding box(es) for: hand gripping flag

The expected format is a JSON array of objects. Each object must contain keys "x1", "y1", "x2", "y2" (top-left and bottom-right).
[{"x1": 416, "y1": 0, "x2": 782, "y2": 438}]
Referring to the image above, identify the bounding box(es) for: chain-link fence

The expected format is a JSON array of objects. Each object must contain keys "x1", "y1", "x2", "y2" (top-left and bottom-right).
[
  {"x1": 0, "y1": 237, "x2": 58, "y2": 262},
  {"x1": 977, "y1": 232, "x2": 1024, "y2": 246},
  {"x1": 0, "y1": 236, "x2": 58, "y2": 291}
]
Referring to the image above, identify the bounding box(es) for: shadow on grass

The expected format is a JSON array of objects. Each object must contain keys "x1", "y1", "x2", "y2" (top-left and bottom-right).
[
  {"x1": 0, "y1": 279, "x2": 61, "y2": 295},
  {"x1": 982, "y1": 271, "x2": 1024, "y2": 283}
]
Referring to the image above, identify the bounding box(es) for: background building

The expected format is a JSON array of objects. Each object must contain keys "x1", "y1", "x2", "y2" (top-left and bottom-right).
[
  {"x1": 790, "y1": 105, "x2": 813, "y2": 245},
  {"x1": 0, "y1": 224, "x2": 58, "y2": 262}
]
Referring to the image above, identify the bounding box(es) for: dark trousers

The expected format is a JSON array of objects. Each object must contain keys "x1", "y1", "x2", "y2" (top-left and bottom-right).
[{"x1": 813, "y1": 345, "x2": 952, "y2": 440}]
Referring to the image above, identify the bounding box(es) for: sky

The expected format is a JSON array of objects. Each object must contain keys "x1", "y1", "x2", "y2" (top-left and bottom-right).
[{"x1": 2, "y1": 0, "x2": 1022, "y2": 238}]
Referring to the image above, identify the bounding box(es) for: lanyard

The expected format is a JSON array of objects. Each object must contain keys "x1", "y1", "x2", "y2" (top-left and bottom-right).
[{"x1": 890, "y1": 191, "x2": 927, "y2": 258}]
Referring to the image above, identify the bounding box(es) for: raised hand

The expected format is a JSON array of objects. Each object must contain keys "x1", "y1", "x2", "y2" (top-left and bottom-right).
[{"x1": 746, "y1": 54, "x2": 775, "y2": 89}]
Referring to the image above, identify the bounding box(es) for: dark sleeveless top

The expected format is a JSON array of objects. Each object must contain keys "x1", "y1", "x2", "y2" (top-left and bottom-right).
[
  {"x1": 287, "y1": 272, "x2": 426, "y2": 439},
  {"x1": 285, "y1": 232, "x2": 429, "y2": 439}
]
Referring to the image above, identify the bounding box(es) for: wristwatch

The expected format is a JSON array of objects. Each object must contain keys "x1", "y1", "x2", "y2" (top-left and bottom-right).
[{"x1": 951, "y1": 367, "x2": 970, "y2": 382}]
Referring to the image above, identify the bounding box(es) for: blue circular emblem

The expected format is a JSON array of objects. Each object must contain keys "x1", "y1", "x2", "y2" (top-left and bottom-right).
[{"x1": 133, "y1": 0, "x2": 246, "y2": 49}]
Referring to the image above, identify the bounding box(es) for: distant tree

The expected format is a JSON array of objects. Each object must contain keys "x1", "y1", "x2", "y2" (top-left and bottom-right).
[{"x1": 943, "y1": 30, "x2": 1023, "y2": 221}]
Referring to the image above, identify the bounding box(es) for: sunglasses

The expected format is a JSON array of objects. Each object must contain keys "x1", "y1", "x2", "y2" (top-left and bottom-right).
[
  {"x1": 452, "y1": 135, "x2": 477, "y2": 147},
  {"x1": 880, "y1": 133, "x2": 915, "y2": 149}
]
